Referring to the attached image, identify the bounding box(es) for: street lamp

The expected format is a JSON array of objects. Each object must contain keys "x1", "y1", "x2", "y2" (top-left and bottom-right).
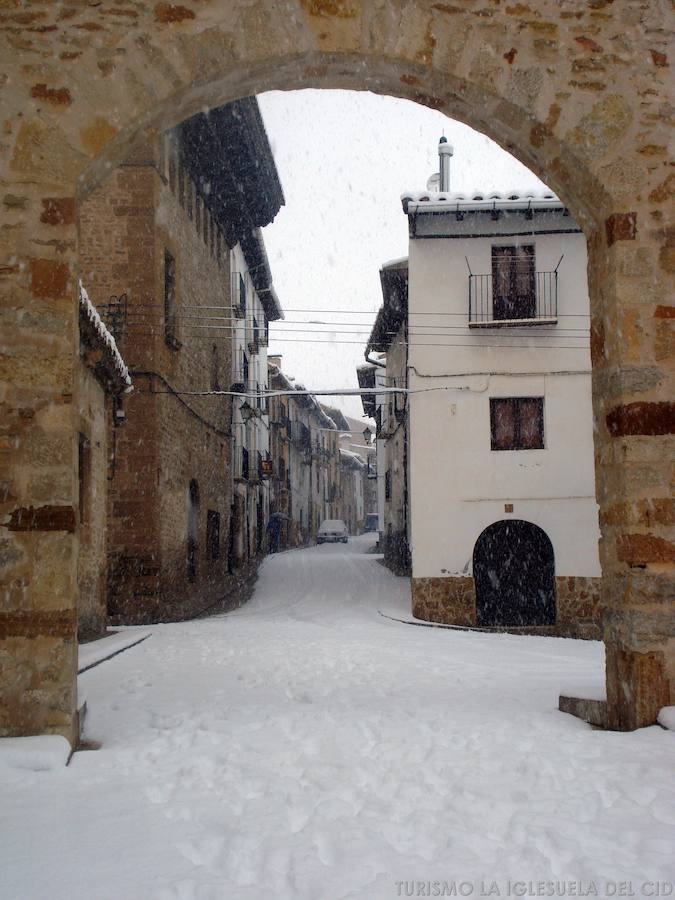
[
  {"x1": 362, "y1": 426, "x2": 373, "y2": 445},
  {"x1": 239, "y1": 400, "x2": 255, "y2": 424}
]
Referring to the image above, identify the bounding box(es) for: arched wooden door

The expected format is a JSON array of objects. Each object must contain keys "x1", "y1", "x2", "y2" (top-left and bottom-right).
[{"x1": 473, "y1": 520, "x2": 555, "y2": 627}]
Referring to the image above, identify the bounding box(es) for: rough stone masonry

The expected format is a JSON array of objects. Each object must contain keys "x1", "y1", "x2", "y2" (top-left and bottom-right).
[{"x1": 0, "y1": 0, "x2": 672, "y2": 742}]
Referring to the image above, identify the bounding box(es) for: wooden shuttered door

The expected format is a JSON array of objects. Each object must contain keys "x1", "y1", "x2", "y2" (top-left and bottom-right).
[{"x1": 491, "y1": 245, "x2": 536, "y2": 320}]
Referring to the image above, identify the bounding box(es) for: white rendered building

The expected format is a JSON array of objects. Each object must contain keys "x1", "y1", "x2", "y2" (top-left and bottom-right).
[
  {"x1": 400, "y1": 140, "x2": 602, "y2": 635},
  {"x1": 230, "y1": 231, "x2": 282, "y2": 564}
]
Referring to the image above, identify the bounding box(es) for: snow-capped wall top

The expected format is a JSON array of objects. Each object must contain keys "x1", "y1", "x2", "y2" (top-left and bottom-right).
[
  {"x1": 402, "y1": 188, "x2": 563, "y2": 213},
  {"x1": 79, "y1": 280, "x2": 132, "y2": 393}
]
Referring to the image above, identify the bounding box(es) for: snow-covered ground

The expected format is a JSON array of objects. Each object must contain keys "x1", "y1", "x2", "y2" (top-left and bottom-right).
[{"x1": 1, "y1": 535, "x2": 673, "y2": 900}]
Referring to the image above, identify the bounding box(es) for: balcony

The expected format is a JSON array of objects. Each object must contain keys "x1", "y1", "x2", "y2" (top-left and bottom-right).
[{"x1": 469, "y1": 271, "x2": 558, "y2": 327}]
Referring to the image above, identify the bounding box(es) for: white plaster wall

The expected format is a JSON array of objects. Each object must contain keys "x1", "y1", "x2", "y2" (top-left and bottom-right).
[
  {"x1": 231, "y1": 243, "x2": 271, "y2": 551},
  {"x1": 407, "y1": 225, "x2": 601, "y2": 580}
]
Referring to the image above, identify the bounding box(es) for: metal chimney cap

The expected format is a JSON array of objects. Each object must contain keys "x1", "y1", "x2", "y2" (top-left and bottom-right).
[{"x1": 438, "y1": 138, "x2": 454, "y2": 155}]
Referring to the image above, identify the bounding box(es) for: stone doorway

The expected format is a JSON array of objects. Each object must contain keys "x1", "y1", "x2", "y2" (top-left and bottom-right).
[{"x1": 0, "y1": 2, "x2": 672, "y2": 742}]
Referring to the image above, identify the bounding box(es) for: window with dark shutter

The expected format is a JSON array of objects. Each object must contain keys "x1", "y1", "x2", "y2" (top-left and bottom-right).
[
  {"x1": 78, "y1": 433, "x2": 90, "y2": 527},
  {"x1": 178, "y1": 162, "x2": 185, "y2": 208},
  {"x1": 239, "y1": 273, "x2": 246, "y2": 316},
  {"x1": 491, "y1": 245, "x2": 535, "y2": 320},
  {"x1": 164, "y1": 250, "x2": 178, "y2": 349},
  {"x1": 211, "y1": 345, "x2": 219, "y2": 392},
  {"x1": 490, "y1": 398, "x2": 544, "y2": 450},
  {"x1": 207, "y1": 510, "x2": 220, "y2": 560}
]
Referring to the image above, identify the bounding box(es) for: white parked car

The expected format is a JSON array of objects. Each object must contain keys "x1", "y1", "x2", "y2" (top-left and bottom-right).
[{"x1": 317, "y1": 519, "x2": 349, "y2": 544}]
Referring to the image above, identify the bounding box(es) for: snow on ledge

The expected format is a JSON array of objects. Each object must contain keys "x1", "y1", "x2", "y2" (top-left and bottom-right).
[
  {"x1": 79, "y1": 280, "x2": 132, "y2": 392},
  {"x1": 657, "y1": 706, "x2": 675, "y2": 731},
  {"x1": 402, "y1": 187, "x2": 563, "y2": 213},
  {"x1": 403, "y1": 187, "x2": 559, "y2": 203},
  {"x1": 0, "y1": 736, "x2": 71, "y2": 772}
]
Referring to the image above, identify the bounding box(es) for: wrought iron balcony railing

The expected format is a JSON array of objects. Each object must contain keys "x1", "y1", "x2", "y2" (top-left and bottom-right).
[{"x1": 469, "y1": 271, "x2": 558, "y2": 326}]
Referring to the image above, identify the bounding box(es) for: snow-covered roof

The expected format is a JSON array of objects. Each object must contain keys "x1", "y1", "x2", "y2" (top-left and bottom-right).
[
  {"x1": 339, "y1": 448, "x2": 367, "y2": 469},
  {"x1": 79, "y1": 281, "x2": 132, "y2": 394},
  {"x1": 380, "y1": 256, "x2": 408, "y2": 270},
  {"x1": 402, "y1": 188, "x2": 563, "y2": 214},
  {"x1": 268, "y1": 362, "x2": 296, "y2": 394},
  {"x1": 320, "y1": 403, "x2": 350, "y2": 432}
]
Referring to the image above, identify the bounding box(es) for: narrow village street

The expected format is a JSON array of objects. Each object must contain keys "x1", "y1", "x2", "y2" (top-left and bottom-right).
[{"x1": 1, "y1": 536, "x2": 673, "y2": 900}]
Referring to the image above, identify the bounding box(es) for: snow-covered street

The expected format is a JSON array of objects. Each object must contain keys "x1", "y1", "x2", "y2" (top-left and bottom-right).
[{"x1": 1, "y1": 536, "x2": 673, "y2": 900}]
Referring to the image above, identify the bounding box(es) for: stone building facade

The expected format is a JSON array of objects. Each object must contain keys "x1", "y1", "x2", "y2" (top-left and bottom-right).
[
  {"x1": 77, "y1": 99, "x2": 283, "y2": 624},
  {"x1": 339, "y1": 449, "x2": 367, "y2": 535},
  {"x1": 268, "y1": 358, "x2": 345, "y2": 549},
  {"x1": 77, "y1": 284, "x2": 131, "y2": 640},
  {"x1": 0, "y1": 2, "x2": 672, "y2": 740},
  {"x1": 78, "y1": 136, "x2": 235, "y2": 622}
]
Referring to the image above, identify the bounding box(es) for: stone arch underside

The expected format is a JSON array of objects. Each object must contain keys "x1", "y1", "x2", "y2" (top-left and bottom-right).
[{"x1": 1, "y1": 0, "x2": 672, "y2": 741}]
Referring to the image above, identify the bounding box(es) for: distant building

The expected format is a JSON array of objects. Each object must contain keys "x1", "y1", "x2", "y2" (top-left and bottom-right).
[
  {"x1": 339, "y1": 449, "x2": 367, "y2": 535},
  {"x1": 268, "y1": 358, "x2": 342, "y2": 548},
  {"x1": 267, "y1": 359, "x2": 293, "y2": 550},
  {"x1": 361, "y1": 140, "x2": 601, "y2": 637},
  {"x1": 359, "y1": 258, "x2": 409, "y2": 574}
]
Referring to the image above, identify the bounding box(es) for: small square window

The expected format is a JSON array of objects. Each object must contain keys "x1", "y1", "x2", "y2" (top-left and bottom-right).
[{"x1": 490, "y1": 397, "x2": 544, "y2": 451}]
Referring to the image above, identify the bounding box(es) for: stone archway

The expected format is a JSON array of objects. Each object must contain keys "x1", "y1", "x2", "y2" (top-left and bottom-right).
[{"x1": 1, "y1": 2, "x2": 672, "y2": 742}]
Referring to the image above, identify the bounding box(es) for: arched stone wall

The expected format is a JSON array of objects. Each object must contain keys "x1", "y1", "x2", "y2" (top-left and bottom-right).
[{"x1": 1, "y1": 1, "x2": 672, "y2": 741}]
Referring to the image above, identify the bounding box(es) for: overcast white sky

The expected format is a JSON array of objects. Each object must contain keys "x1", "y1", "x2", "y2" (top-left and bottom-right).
[{"x1": 258, "y1": 90, "x2": 547, "y2": 420}]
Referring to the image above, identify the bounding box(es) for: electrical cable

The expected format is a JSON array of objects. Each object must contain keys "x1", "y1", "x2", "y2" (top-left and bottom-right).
[
  {"x1": 111, "y1": 331, "x2": 591, "y2": 349},
  {"x1": 116, "y1": 316, "x2": 591, "y2": 334},
  {"x1": 97, "y1": 301, "x2": 590, "y2": 318}
]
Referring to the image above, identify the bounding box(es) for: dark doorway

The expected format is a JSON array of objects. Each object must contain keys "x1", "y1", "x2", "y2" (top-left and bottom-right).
[{"x1": 473, "y1": 520, "x2": 555, "y2": 626}]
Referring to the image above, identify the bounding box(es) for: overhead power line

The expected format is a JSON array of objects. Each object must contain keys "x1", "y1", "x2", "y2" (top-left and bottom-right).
[
  {"x1": 114, "y1": 330, "x2": 590, "y2": 350},
  {"x1": 117, "y1": 316, "x2": 590, "y2": 335},
  {"x1": 97, "y1": 300, "x2": 590, "y2": 319}
]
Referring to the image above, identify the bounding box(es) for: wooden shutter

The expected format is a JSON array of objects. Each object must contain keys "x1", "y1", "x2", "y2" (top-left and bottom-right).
[
  {"x1": 491, "y1": 246, "x2": 514, "y2": 320},
  {"x1": 513, "y1": 245, "x2": 536, "y2": 318},
  {"x1": 518, "y1": 398, "x2": 544, "y2": 449},
  {"x1": 491, "y1": 245, "x2": 536, "y2": 320},
  {"x1": 491, "y1": 398, "x2": 516, "y2": 450}
]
